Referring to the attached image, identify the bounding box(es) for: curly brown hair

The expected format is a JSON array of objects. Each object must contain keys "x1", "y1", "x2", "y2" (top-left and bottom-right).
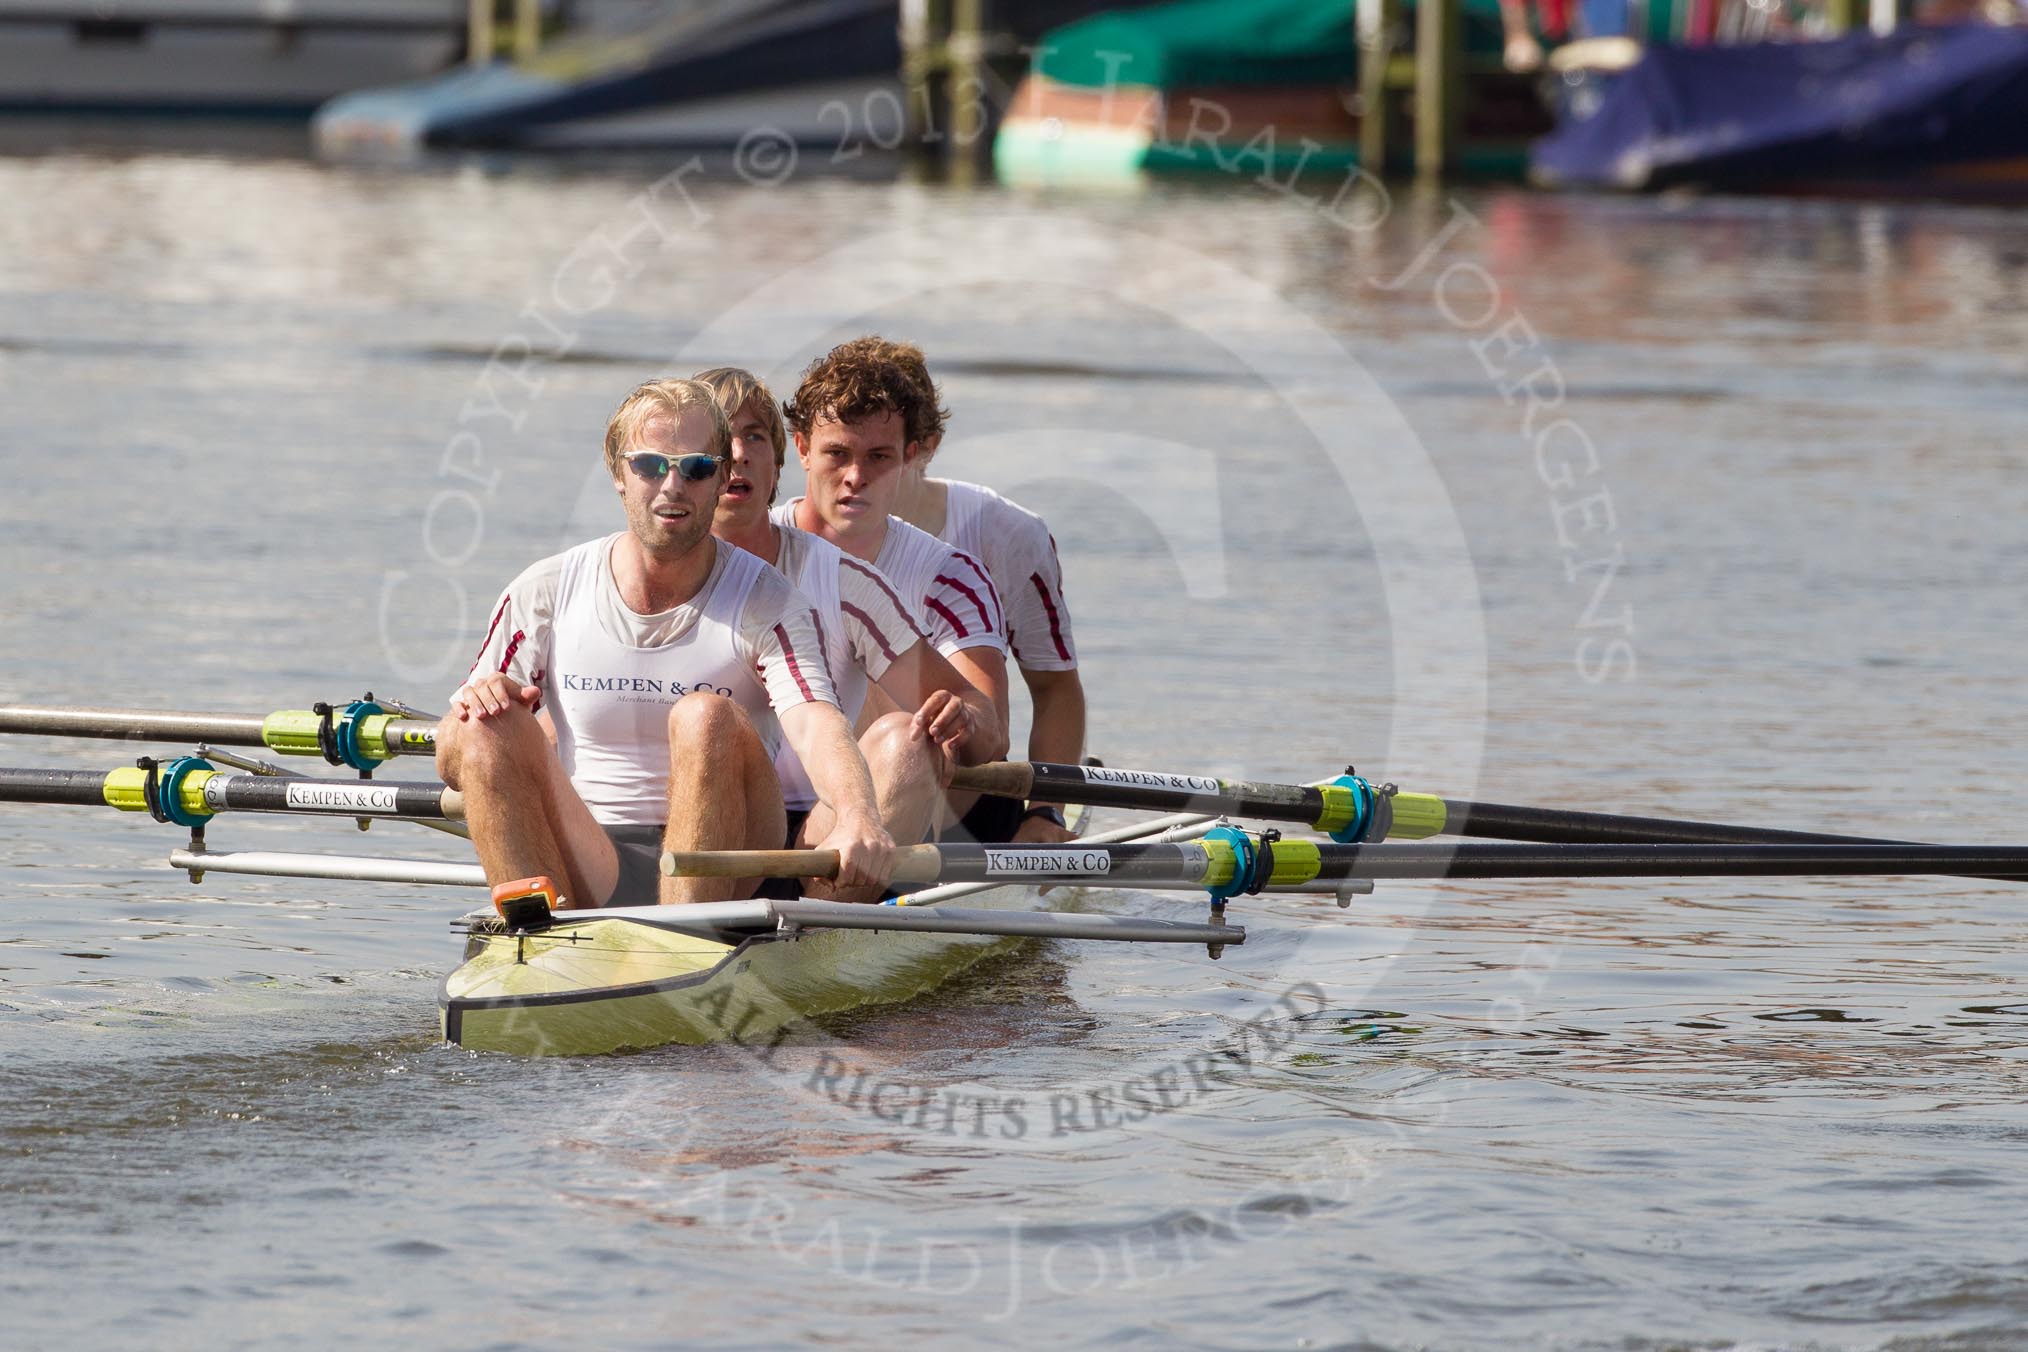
[
  {"x1": 783, "y1": 338, "x2": 943, "y2": 448},
  {"x1": 827, "y1": 336, "x2": 949, "y2": 443}
]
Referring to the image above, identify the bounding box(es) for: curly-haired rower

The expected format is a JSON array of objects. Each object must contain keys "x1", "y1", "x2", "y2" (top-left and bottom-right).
[{"x1": 777, "y1": 338, "x2": 1019, "y2": 843}]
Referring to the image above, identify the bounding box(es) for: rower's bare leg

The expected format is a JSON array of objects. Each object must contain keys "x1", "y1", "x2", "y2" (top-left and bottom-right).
[
  {"x1": 857, "y1": 688, "x2": 969, "y2": 837},
  {"x1": 663, "y1": 693, "x2": 786, "y2": 904},
  {"x1": 854, "y1": 681, "x2": 902, "y2": 736},
  {"x1": 532, "y1": 747, "x2": 624, "y2": 908},
  {"x1": 941, "y1": 787, "x2": 983, "y2": 838},
  {"x1": 435, "y1": 706, "x2": 617, "y2": 909},
  {"x1": 801, "y1": 710, "x2": 942, "y2": 904}
]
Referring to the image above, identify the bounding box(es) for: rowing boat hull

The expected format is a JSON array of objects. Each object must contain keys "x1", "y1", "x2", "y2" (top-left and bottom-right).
[{"x1": 439, "y1": 880, "x2": 1050, "y2": 1057}]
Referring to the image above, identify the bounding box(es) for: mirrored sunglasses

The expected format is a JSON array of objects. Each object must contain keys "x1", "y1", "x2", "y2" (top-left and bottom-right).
[{"x1": 623, "y1": 451, "x2": 723, "y2": 483}]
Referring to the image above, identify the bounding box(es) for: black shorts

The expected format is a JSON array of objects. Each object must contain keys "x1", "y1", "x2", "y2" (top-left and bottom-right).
[
  {"x1": 601, "y1": 808, "x2": 811, "y2": 907},
  {"x1": 940, "y1": 792, "x2": 1023, "y2": 846}
]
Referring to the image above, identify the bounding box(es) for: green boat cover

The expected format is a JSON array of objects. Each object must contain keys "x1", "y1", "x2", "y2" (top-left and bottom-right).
[{"x1": 1032, "y1": 0, "x2": 1510, "y2": 90}]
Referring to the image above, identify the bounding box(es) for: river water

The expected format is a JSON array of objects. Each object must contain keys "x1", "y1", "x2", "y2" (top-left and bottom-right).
[{"x1": 2, "y1": 150, "x2": 2026, "y2": 1350}]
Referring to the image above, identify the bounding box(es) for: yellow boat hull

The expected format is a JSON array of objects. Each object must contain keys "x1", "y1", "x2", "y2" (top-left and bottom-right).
[{"x1": 440, "y1": 884, "x2": 1046, "y2": 1057}]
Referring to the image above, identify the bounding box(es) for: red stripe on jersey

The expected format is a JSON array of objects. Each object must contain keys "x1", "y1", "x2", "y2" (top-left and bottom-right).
[
  {"x1": 498, "y1": 628, "x2": 526, "y2": 676},
  {"x1": 925, "y1": 596, "x2": 969, "y2": 638},
  {"x1": 773, "y1": 621, "x2": 817, "y2": 702},
  {"x1": 469, "y1": 593, "x2": 511, "y2": 675},
  {"x1": 841, "y1": 602, "x2": 902, "y2": 663},
  {"x1": 809, "y1": 608, "x2": 829, "y2": 664},
  {"x1": 840, "y1": 556, "x2": 926, "y2": 641},
  {"x1": 935, "y1": 573, "x2": 994, "y2": 635},
  {"x1": 1030, "y1": 573, "x2": 1073, "y2": 661},
  {"x1": 945, "y1": 551, "x2": 1003, "y2": 628}
]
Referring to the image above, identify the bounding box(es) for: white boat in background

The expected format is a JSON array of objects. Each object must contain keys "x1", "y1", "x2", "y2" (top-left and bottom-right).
[
  {"x1": 0, "y1": 0, "x2": 466, "y2": 116},
  {"x1": 308, "y1": 0, "x2": 1165, "y2": 164},
  {"x1": 312, "y1": 0, "x2": 901, "y2": 162}
]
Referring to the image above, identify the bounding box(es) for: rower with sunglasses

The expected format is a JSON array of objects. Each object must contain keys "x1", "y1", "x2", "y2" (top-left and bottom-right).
[
  {"x1": 695, "y1": 366, "x2": 1007, "y2": 853},
  {"x1": 436, "y1": 377, "x2": 895, "y2": 908}
]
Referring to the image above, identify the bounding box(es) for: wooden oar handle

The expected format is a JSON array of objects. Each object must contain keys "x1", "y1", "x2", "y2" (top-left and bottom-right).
[
  {"x1": 945, "y1": 761, "x2": 1036, "y2": 798},
  {"x1": 660, "y1": 843, "x2": 945, "y2": 882}
]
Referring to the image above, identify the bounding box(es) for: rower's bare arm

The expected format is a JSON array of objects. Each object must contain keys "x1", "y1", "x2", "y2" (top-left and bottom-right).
[
  {"x1": 1014, "y1": 666, "x2": 1087, "y2": 843},
  {"x1": 877, "y1": 640, "x2": 1008, "y2": 764},
  {"x1": 948, "y1": 646, "x2": 1012, "y2": 755},
  {"x1": 1021, "y1": 666, "x2": 1086, "y2": 767},
  {"x1": 449, "y1": 673, "x2": 542, "y2": 720},
  {"x1": 778, "y1": 700, "x2": 895, "y2": 888}
]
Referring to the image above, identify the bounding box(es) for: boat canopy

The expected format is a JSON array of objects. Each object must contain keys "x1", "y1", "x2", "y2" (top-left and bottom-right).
[
  {"x1": 1030, "y1": 0, "x2": 1510, "y2": 91},
  {"x1": 1531, "y1": 25, "x2": 2028, "y2": 192}
]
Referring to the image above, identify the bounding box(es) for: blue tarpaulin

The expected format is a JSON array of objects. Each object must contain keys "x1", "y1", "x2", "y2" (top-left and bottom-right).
[{"x1": 1531, "y1": 25, "x2": 2028, "y2": 191}]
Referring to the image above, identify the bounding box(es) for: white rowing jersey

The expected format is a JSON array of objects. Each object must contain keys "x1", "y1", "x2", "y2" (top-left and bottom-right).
[
  {"x1": 768, "y1": 522, "x2": 925, "y2": 810},
  {"x1": 457, "y1": 534, "x2": 833, "y2": 826},
  {"x1": 935, "y1": 479, "x2": 1077, "y2": 672},
  {"x1": 775, "y1": 500, "x2": 1007, "y2": 661}
]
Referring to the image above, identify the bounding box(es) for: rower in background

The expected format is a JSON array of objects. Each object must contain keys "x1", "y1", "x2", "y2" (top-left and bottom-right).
[
  {"x1": 852, "y1": 337, "x2": 1086, "y2": 846},
  {"x1": 695, "y1": 364, "x2": 1006, "y2": 855},
  {"x1": 772, "y1": 341, "x2": 1018, "y2": 845}
]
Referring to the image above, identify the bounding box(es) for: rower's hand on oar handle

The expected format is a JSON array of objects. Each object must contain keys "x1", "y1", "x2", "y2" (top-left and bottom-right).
[
  {"x1": 818, "y1": 810, "x2": 897, "y2": 891},
  {"x1": 448, "y1": 674, "x2": 542, "y2": 721},
  {"x1": 660, "y1": 842, "x2": 944, "y2": 885}
]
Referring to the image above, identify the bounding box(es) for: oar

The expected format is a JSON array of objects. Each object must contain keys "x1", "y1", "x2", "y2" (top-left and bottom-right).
[
  {"x1": 951, "y1": 759, "x2": 1987, "y2": 852},
  {"x1": 665, "y1": 837, "x2": 2028, "y2": 891},
  {"x1": 604, "y1": 897, "x2": 1242, "y2": 946},
  {"x1": 0, "y1": 698, "x2": 437, "y2": 768},
  {"x1": 0, "y1": 765, "x2": 463, "y2": 822}
]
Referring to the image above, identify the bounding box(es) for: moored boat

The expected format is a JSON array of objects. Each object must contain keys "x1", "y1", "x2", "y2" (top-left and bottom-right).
[
  {"x1": 994, "y1": 0, "x2": 1544, "y2": 187},
  {"x1": 1530, "y1": 25, "x2": 2028, "y2": 198}
]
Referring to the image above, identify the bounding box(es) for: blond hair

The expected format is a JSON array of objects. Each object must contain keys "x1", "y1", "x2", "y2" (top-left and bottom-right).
[
  {"x1": 691, "y1": 366, "x2": 789, "y2": 482},
  {"x1": 602, "y1": 378, "x2": 731, "y2": 476}
]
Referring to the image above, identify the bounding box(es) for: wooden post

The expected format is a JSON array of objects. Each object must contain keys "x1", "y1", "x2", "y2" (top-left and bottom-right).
[
  {"x1": 900, "y1": 0, "x2": 945, "y2": 173},
  {"x1": 1358, "y1": 0, "x2": 1396, "y2": 176},
  {"x1": 1414, "y1": 0, "x2": 1460, "y2": 178},
  {"x1": 513, "y1": 0, "x2": 541, "y2": 60},
  {"x1": 948, "y1": 0, "x2": 986, "y2": 185},
  {"x1": 467, "y1": 0, "x2": 495, "y2": 64}
]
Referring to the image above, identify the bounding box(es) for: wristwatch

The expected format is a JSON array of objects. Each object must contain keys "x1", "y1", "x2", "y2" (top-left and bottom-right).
[{"x1": 1021, "y1": 804, "x2": 1067, "y2": 829}]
